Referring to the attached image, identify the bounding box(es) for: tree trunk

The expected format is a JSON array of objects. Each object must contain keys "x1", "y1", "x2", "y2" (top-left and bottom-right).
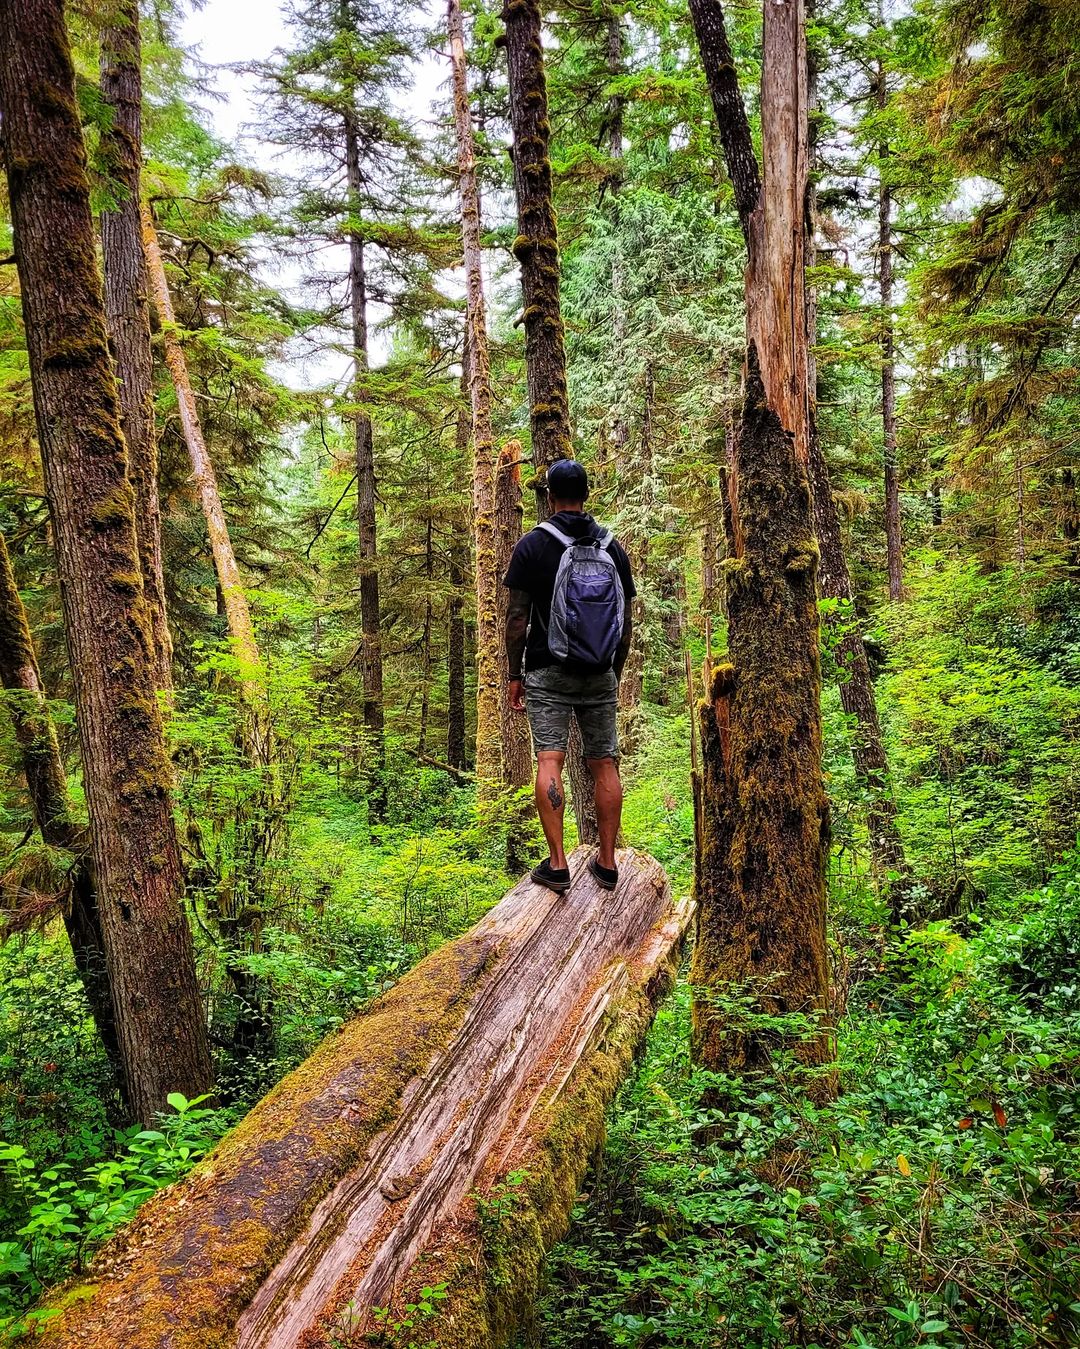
[
  {"x1": 494, "y1": 441, "x2": 533, "y2": 790},
  {"x1": 0, "y1": 531, "x2": 120, "y2": 1072},
  {"x1": 447, "y1": 397, "x2": 469, "y2": 771},
  {"x1": 37, "y1": 850, "x2": 690, "y2": 1349},
  {"x1": 689, "y1": 0, "x2": 834, "y2": 1095},
  {"x1": 343, "y1": 113, "x2": 385, "y2": 797},
  {"x1": 448, "y1": 1, "x2": 500, "y2": 787},
  {"x1": 802, "y1": 19, "x2": 907, "y2": 897},
  {"x1": 142, "y1": 205, "x2": 262, "y2": 699},
  {"x1": 618, "y1": 365, "x2": 654, "y2": 752},
  {"x1": 876, "y1": 59, "x2": 902, "y2": 601},
  {"x1": 501, "y1": 0, "x2": 573, "y2": 516},
  {"x1": 501, "y1": 0, "x2": 595, "y2": 842},
  {"x1": 417, "y1": 514, "x2": 433, "y2": 757},
  {"x1": 0, "y1": 0, "x2": 213, "y2": 1123},
  {"x1": 99, "y1": 0, "x2": 172, "y2": 696}
]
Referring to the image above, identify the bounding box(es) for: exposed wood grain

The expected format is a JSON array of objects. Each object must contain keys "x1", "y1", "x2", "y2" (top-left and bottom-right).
[{"x1": 35, "y1": 848, "x2": 688, "y2": 1349}]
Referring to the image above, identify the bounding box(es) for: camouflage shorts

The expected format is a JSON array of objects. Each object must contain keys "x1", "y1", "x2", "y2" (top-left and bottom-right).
[{"x1": 523, "y1": 666, "x2": 620, "y2": 760}]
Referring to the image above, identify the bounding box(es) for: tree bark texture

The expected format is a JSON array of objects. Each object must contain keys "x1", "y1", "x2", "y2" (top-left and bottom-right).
[
  {"x1": 0, "y1": 0, "x2": 213, "y2": 1123},
  {"x1": 99, "y1": 0, "x2": 172, "y2": 695},
  {"x1": 34, "y1": 850, "x2": 690, "y2": 1349},
  {"x1": 141, "y1": 205, "x2": 262, "y2": 688},
  {"x1": 501, "y1": 0, "x2": 573, "y2": 516},
  {"x1": 0, "y1": 531, "x2": 119, "y2": 1069},
  {"x1": 344, "y1": 114, "x2": 386, "y2": 781},
  {"x1": 689, "y1": 0, "x2": 834, "y2": 1092},
  {"x1": 495, "y1": 441, "x2": 533, "y2": 789},
  {"x1": 449, "y1": 2, "x2": 501, "y2": 787},
  {"x1": 876, "y1": 59, "x2": 903, "y2": 601}
]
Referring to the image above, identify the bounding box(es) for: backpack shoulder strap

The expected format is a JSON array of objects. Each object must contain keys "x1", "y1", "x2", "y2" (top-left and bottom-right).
[
  {"x1": 536, "y1": 521, "x2": 576, "y2": 549},
  {"x1": 594, "y1": 528, "x2": 614, "y2": 551}
]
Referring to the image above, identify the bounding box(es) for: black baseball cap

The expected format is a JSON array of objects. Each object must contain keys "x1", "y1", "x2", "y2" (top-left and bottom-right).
[{"x1": 546, "y1": 458, "x2": 589, "y2": 502}]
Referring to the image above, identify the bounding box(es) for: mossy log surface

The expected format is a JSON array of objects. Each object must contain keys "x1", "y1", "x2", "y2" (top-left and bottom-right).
[{"x1": 33, "y1": 848, "x2": 688, "y2": 1349}]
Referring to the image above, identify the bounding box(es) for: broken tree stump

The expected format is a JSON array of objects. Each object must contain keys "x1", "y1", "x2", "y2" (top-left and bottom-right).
[{"x1": 33, "y1": 847, "x2": 690, "y2": 1348}]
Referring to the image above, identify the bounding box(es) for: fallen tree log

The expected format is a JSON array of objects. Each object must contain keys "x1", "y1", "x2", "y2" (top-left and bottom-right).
[{"x1": 33, "y1": 847, "x2": 690, "y2": 1348}]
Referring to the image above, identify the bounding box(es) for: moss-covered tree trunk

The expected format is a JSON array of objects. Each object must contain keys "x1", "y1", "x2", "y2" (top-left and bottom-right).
[
  {"x1": 501, "y1": 0, "x2": 572, "y2": 516},
  {"x1": 344, "y1": 111, "x2": 386, "y2": 802},
  {"x1": 0, "y1": 0, "x2": 213, "y2": 1122},
  {"x1": 689, "y1": 0, "x2": 834, "y2": 1094},
  {"x1": 99, "y1": 0, "x2": 172, "y2": 696},
  {"x1": 501, "y1": 0, "x2": 596, "y2": 842},
  {"x1": 0, "y1": 531, "x2": 120, "y2": 1073},
  {"x1": 449, "y1": 3, "x2": 501, "y2": 787}
]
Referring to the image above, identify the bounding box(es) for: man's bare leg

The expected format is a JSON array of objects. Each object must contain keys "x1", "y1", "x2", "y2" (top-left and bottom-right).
[
  {"x1": 588, "y1": 756, "x2": 623, "y2": 871},
  {"x1": 535, "y1": 750, "x2": 568, "y2": 870}
]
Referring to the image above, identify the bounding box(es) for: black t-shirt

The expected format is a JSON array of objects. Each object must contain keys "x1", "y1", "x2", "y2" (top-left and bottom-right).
[{"x1": 503, "y1": 510, "x2": 636, "y2": 673}]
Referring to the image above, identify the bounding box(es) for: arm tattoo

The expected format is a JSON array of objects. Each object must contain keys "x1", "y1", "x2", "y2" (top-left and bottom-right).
[
  {"x1": 505, "y1": 588, "x2": 530, "y2": 678},
  {"x1": 546, "y1": 777, "x2": 564, "y2": 810}
]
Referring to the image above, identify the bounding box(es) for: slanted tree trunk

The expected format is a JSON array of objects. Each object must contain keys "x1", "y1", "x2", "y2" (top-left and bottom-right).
[
  {"x1": 494, "y1": 441, "x2": 532, "y2": 790},
  {"x1": 99, "y1": 0, "x2": 172, "y2": 695},
  {"x1": 142, "y1": 204, "x2": 262, "y2": 699},
  {"x1": 875, "y1": 58, "x2": 902, "y2": 601},
  {"x1": 36, "y1": 850, "x2": 690, "y2": 1349},
  {"x1": 0, "y1": 0, "x2": 213, "y2": 1122},
  {"x1": 343, "y1": 111, "x2": 385, "y2": 798},
  {"x1": 502, "y1": 0, "x2": 595, "y2": 843},
  {"x1": 448, "y1": 3, "x2": 500, "y2": 787},
  {"x1": 689, "y1": 0, "x2": 834, "y2": 1096},
  {"x1": 0, "y1": 532, "x2": 119, "y2": 1073}
]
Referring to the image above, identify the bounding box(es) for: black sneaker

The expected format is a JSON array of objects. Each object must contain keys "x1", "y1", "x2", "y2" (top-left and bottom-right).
[
  {"x1": 588, "y1": 857, "x2": 619, "y2": 891},
  {"x1": 531, "y1": 860, "x2": 571, "y2": 894}
]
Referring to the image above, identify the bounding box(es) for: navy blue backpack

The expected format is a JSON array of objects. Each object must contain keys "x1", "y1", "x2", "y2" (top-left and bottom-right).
[{"x1": 536, "y1": 522, "x2": 626, "y2": 671}]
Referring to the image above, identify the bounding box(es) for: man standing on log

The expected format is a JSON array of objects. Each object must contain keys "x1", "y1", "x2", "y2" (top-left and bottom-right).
[{"x1": 505, "y1": 462, "x2": 635, "y2": 893}]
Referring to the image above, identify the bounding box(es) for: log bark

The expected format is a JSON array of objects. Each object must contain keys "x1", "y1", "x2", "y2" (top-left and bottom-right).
[
  {"x1": 141, "y1": 204, "x2": 262, "y2": 696},
  {"x1": 33, "y1": 850, "x2": 689, "y2": 1349},
  {"x1": 0, "y1": 531, "x2": 119, "y2": 1070},
  {"x1": 100, "y1": 0, "x2": 172, "y2": 695},
  {"x1": 0, "y1": 0, "x2": 213, "y2": 1123},
  {"x1": 448, "y1": 7, "x2": 501, "y2": 787},
  {"x1": 689, "y1": 0, "x2": 834, "y2": 1093}
]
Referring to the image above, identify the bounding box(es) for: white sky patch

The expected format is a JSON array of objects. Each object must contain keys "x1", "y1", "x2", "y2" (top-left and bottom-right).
[{"x1": 176, "y1": 0, "x2": 455, "y2": 391}]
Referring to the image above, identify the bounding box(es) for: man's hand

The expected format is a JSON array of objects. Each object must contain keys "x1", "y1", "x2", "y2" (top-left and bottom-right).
[{"x1": 508, "y1": 678, "x2": 526, "y2": 713}]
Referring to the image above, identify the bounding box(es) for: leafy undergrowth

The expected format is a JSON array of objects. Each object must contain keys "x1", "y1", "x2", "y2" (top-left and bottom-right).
[
  {"x1": 540, "y1": 857, "x2": 1080, "y2": 1348},
  {"x1": 0, "y1": 1093, "x2": 231, "y2": 1339}
]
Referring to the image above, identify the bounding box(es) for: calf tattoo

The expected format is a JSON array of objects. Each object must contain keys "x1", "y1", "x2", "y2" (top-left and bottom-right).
[{"x1": 547, "y1": 777, "x2": 564, "y2": 810}]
